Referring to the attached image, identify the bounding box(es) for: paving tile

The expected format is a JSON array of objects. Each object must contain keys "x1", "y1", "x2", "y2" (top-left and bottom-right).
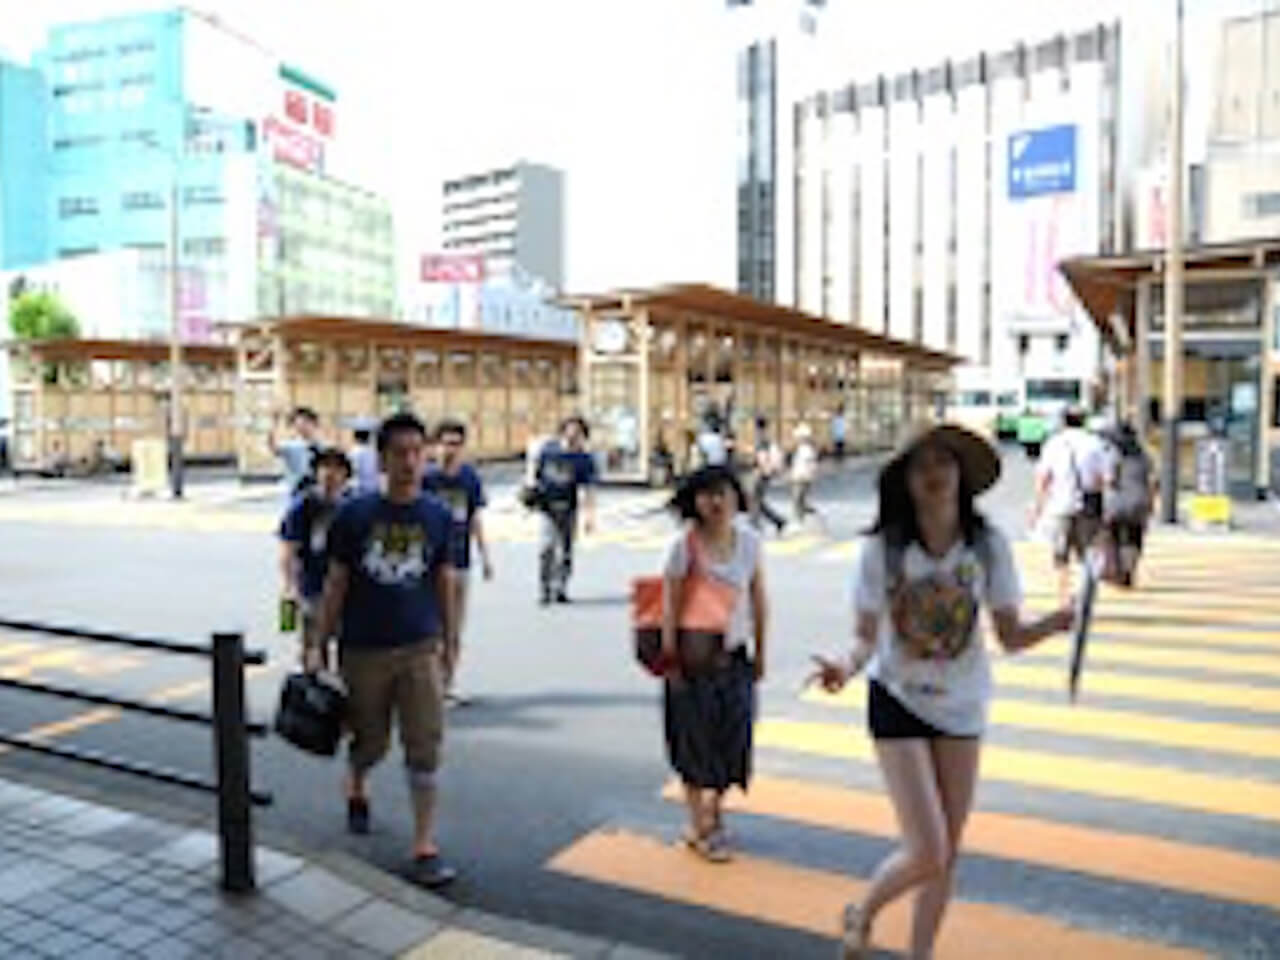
[
  {"x1": 4, "y1": 916, "x2": 62, "y2": 946},
  {"x1": 37, "y1": 928, "x2": 95, "y2": 957},
  {"x1": 149, "y1": 905, "x2": 202, "y2": 934},
  {"x1": 454, "y1": 908, "x2": 609, "y2": 958},
  {"x1": 151, "y1": 831, "x2": 218, "y2": 871},
  {"x1": 0, "y1": 782, "x2": 49, "y2": 810},
  {"x1": 0, "y1": 862, "x2": 74, "y2": 904},
  {"x1": 262, "y1": 866, "x2": 370, "y2": 925},
  {"x1": 212, "y1": 936, "x2": 268, "y2": 959},
  {"x1": 606, "y1": 946, "x2": 676, "y2": 960},
  {"x1": 54, "y1": 808, "x2": 136, "y2": 839},
  {"x1": 137, "y1": 937, "x2": 203, "y2": 960},
  {"x1": 47, "y1": 842, "x2": 125, "y2": 872},
  {"x1": 180, "y1": 915, "x2": 240, "y2": 947},
  {"x1": 0, "y1": 906, "x2": 25, "y2": 932},
  {"x1": 104, "y1": 922, "x2": 166, "y2": 951},
  {"x1": 91, "y1": 819, "x2": 185, "y2": 855},
  {"x1": 256, "y1": 846, "x2": 305, "y2": 885},
  {"x1": 330, "y1": 898, "x2": 440, "y2": 956},
  {"x1": 10, "y1": 888, "x2": 75, "y2": 918},
  {"x1": 402, "y1": 928, "x2": 567, "y2": 959},
  {"x1": 52, "y1": 900, "x2": 112, "y2": 931},
  {"x1": 77, "y1": 911, "x2": 132, "y2": 939},
  {"x1": 76, "y1": 944, "x2": 127, "y2": 960},
  {"x1": 55, "y1": 873, "x2": 111, "y2": 900}
]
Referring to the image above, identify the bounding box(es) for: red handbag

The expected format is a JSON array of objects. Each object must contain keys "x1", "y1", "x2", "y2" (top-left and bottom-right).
[{"x1": 632, "y1": 529, "x2": 738, "y2": 676}]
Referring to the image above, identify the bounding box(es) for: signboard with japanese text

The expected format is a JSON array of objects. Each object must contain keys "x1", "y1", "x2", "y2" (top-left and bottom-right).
[
  {"x1": 1008, "y1": 124, "x2": 1077, "y2": 200},
  {"x1": 421, "y1": 254, "x2": 487, "y2": 284}
]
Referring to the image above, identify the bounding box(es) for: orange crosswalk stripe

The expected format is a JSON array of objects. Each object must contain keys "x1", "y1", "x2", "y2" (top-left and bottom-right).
[{"x1": 549, "y1": 830, "x2": 1203, "y2": 960}]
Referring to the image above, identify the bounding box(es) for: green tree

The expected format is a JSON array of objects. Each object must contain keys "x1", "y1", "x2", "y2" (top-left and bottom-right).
[{"x1": 8, "y1": 291, "x2": 79, "y2": 340}]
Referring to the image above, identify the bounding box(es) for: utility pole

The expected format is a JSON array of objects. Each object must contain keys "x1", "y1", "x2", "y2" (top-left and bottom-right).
[
  {"x1": 168, "y1": 171, "x2": 185, "y2": 499},
  {"x1": 1161, "y1": 0, "x2": 1185, "y2": 524}
]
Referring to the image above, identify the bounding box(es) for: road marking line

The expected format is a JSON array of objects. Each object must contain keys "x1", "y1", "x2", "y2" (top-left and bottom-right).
[
  {"x1": 548, "y1": 830, "x2": 1203, "y2": 960},
  {"x1": 766, "y1": 534, "x2": 826, "y2": 556},
  {"x1": 755, "y1": 718, "x2": 1280, "y2": 823},
  {"x1": 801, "y1": 688, "x2": 1280, "y2": 760},
  {"x1": 1028, "y1": 638, "x2": 1280, "y2": 679},
  {"x1": 659, "y1": 776, "x2": 1280, "y2": 911},
  {"x1": 0, "y1": 707, "x2": 122, "y2": 758}
]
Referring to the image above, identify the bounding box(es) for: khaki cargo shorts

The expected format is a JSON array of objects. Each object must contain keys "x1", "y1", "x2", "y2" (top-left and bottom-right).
[
  {"x1": 340, "y1": 641, "x2": 444, "y2": 779},
  {"x1": 1052, "y1": 513, "x2": 1100, "y2": 567}
]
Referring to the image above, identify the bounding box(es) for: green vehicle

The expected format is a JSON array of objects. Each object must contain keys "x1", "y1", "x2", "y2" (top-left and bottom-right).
[
  {"x1": 1015, "y1": 411, "x2": 1051, "y2": 458},
  {"x1": 994, "y1": 391, "x2": 1021, "y2": 441},
  {"x1": 1016, "y1": 377, "x2": 1084, "y2": 458}
]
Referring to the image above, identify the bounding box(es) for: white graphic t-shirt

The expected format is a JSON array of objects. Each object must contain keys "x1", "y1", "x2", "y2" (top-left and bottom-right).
[{"x1": 853, "y1": 529, "x2": 1022, "y2": 736}]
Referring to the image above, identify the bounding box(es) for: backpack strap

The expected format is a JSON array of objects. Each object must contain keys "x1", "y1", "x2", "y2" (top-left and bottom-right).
[{"x1": 882, "y1": 535, "x2": 906, "y2": 592}]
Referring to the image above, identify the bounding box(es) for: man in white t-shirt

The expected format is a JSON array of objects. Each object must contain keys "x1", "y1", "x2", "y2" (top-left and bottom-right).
[{"x1": 1032, "y1": 407, "x2": 1109, "y2": 605}]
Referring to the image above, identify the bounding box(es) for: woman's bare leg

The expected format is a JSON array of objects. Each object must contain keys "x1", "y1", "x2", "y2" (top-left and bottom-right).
[
  {"x1": 858, "y1": 740, "x2": 950, "y2": 924},
  {"x1": 909, "y1": 738, "x2": 981, "y2": 958}
]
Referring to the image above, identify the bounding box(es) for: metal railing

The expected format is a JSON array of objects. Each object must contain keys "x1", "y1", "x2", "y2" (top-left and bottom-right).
[{"x1": 0, "y1": 617, "x2": 272, "y2": 893}]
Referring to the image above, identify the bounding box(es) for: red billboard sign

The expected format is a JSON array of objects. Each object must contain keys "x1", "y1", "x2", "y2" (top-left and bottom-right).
[
  {"x1": 263, "y1": 116, "x2": 323, "y2": 172},
  {"x1": 420, "y1": 253, "x2": 487, "y2": 284}
]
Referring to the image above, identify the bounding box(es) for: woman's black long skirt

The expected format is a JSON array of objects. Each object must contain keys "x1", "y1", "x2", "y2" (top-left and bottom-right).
[{"x1": 664, "y1": 648, "x2": 755, "y2": 792}]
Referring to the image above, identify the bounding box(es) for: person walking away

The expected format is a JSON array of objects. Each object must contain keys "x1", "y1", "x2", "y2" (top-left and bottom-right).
[
  {"x1": 350, "y1": 421, "x2": 381, "y2": 495},
  {"x1": 1031, "y1": 407, "x2": 1109, "y2": 607},
  {"x1": 306, "y1": 412, "x2": 459, "y2": 889},
  {"x1": 750, "y1": 417, "x2": 786, "y2": 534},
  {"x1": 808, "y1": 423, "x2": 1074, "y2": 959},
  {"x1": 422, "y1": 419, "x2": 493, "y2": 706},
  {"x1": 791, "y1": 423, "x2": 819, "y2": 525},
  {"x1": 271, "y1": 406, "x2": 322, "y2": 499},
  {"x1": 1105, "y1": 421, "x2": 1156, "y2": 588},
  {"x1": 662, "y1": 466, "x2": 767, "y2": 863},
  {"x1": 279, "y1": 447, "x2": 352, "y2": 668},
  {"x1": 832, "y1": 407, "x2": 848, "y2": 462},
  {"x1": 534, "y1": 416, "x2": 597, "y2": 604},
  {"x1": 696, "y1": 410, "x2": 729, "y2": 468}
]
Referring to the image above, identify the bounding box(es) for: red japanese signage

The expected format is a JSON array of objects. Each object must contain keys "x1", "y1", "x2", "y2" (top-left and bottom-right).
[
  {"x1": 263, "y1": 116, "x2": 323, "y2": 172},
  {"x1": 421, "y1": 254, "x2": 487, "y2": 284},
  {"x1": 284, "y1": 89, "x2": 308, "y2": 125},
  {"x1": 313, "y1": 102, "x2": 334, "y2": 137}
]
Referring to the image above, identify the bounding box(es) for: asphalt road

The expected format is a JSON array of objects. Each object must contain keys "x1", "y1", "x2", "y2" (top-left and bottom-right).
[{"x1": 1, "y1": 449, "x2": 1278, "y2": 959}]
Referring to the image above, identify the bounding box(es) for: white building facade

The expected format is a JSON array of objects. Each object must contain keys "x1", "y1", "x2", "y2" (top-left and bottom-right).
[
  {"x1": 777, "y1": 22, "x2": 1125, "y2": 411},
  {"x1": 441, "y1": 161, "x2": 564, "y2": 292}
]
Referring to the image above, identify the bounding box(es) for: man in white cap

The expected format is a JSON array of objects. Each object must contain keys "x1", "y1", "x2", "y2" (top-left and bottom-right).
[{"x1": 791, "y1": 422, "x2": 819, "y2": 525}]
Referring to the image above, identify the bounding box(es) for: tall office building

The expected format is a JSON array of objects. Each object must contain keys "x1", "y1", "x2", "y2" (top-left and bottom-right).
[
  {"x1": 783, "y1": 22, "x2": 1124, "y2": 411},
  {"x1": 729, "y1": 0, "x2": 829, "y2": 306},
  {"x1": 441, "y1": 161, "x2": 565, "y2": 291},
  {"x1": 0, "y1": 59, "x2": 51, "y2": 270}
]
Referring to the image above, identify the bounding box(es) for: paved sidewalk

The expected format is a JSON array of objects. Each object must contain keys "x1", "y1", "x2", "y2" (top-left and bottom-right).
[{"x1": 0, "y1": 773, "x2": 670, "y2": 959}]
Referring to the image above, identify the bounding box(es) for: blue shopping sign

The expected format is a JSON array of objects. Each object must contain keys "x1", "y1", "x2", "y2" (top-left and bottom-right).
[{"x1": 1008, "y1": 124, "x2": 1076, "y2": 199}]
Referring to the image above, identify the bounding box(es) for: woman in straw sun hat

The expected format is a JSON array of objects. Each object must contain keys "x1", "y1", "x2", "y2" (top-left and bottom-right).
[{"x1": 808, "y1": 421, "x2": 1075, "y2": 959}]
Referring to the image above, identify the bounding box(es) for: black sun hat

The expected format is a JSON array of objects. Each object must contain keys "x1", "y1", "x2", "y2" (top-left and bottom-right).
[{"x1": 883, "y1": 421, "x2": 1001, "y2": 495}]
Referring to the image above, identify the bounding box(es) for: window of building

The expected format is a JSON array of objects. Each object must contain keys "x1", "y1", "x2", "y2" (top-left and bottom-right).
[
  {"x1": 119, "y1": 73, "x2": 154, "y2": 88},
  {"x1": 121, "y1": 129, "x2": 158, "y2": 145},
  {"x1": 912, "y1": 287, "x2": 924, "y2": 342},
  {"x1": 183, "y1": 185, "x2": 224, "y2": 206},
  {"x1": 1055, "y1": 333, "x2": 1069, "y2": 353},
  {"x1": 1243, "y1": 191, "x2": 1280, "y2": 219},
  {"x1": 117, "y1": 39, "x2": 156, "y2": 55},
  {"x1": 53, "y1": 80, "x2": 105, "y2": 98},
  {"x1": 122, "y1": 191, "x2": 165, "y2": 211},
  {"x1": 54, "y1": 46, "x2": 107, "y2": 64},
  {"x1": 946, "y1": 285, "x2": 958, "y2": 351},
  {"x1": 1018, "y1": 334, "x2": 1030, "y2": 355},
  {"x1": 58, "y1": 196, "x2": 99, "y2": 218},
  {"x1": 53, "y1": 134, "x2": 106, "y2": 151},
  {"x1": 57, "y1": 247, "x2": 98, "y2": 258},
  {"x1": 182, "y1": 237, "x2": 226, "y2": 257}
]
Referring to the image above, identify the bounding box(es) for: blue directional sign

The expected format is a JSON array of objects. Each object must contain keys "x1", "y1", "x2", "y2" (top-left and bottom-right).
[{"x1": 1008, "y1": 124, "x2": 1077, "y2": 200}]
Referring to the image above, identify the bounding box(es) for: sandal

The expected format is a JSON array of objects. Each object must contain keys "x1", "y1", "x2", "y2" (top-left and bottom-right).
[
  {"x1": 684, "y1": 828, "x2": 732, "y2": 864},
  {"x1": 840, "y1": 902, "x2": 871, "y2": 960}
]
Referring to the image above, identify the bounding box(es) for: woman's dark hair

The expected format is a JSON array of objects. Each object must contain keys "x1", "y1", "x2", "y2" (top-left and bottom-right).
[
  {"x1": 560, "y1": 415, "x2": 590, "y2": 439},
  {"x1": 670, "y1": 465, "x2": 748, "y2": 522},
  {"x1": 377, "y1": 412, "x2": 428, "y2": 453},
  {"x1": 867, "y1": 445, "x2": 987, "y2": 548},
  {"x1": 1113, "y1": 421, "x2": 1143, "y2": 458}
]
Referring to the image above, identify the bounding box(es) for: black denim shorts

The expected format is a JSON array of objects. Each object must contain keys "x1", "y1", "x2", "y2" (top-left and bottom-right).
[{"x1": 868, "y1": 679, "x2": 974, "y2": 740}]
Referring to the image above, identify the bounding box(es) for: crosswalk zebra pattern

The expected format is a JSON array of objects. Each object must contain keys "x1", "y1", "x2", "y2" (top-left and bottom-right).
[{"x1": 544, "y1": 533, "x2": 1280, "y2": 958}]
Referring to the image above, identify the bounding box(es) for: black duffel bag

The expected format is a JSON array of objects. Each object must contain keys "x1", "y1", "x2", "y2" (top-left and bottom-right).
[{"x1": 274, "y1": 671, "x2": 347, "y2": 757}]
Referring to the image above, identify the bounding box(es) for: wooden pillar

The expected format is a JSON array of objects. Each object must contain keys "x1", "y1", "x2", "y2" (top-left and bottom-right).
[
  {"x1": 1257, "y1": 272, "x2": 1276, "y2": 499},
  {"x1": 1134, "y1": 279, "x2": 1152, "y2": 437}
]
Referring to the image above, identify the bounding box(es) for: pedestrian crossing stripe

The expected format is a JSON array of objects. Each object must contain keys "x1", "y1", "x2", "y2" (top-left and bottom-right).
[
  {"x1": 658, "y1": 776, "x2": 1280, "y2": 911},
  {"x1": 755, "y1": 718, "x2": 1280, "y2": 824},
  {"x1": 1083, "y1": 621, "x2": 1280, "y2": 650},
  {"x1": 1030, "y1": 636, "x2": 1280, "y2": 679},
  {"x1": 801, "y1": 687, "x2": 1280, "y2": 760},
  {"x1": 548, "y1": 831, "x2": 1201, "y2": 960}
]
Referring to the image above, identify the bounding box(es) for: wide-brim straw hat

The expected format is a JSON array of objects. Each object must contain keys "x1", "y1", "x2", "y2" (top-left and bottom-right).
[{"x1": 883, "y1": 421, "x2": 1001, "y2": 495}]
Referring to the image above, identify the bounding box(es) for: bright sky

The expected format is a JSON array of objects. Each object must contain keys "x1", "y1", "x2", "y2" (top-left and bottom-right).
[{"x1": 5, "y1": 0, "x2": 1269, "y2": 295}]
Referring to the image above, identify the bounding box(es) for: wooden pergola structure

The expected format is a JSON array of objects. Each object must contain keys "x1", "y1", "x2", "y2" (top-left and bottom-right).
[
  {"x1": 229, "y1": 315, "x2": 579, "y2": 477},
  {"x1": 5, "y1": 338, "x2": 236, "y2": 473},
  {"x1": 561, "y1": 284, "x2": 959, "y2": 483},
  {"x1": 1060, "y1": 239, "x2": 1280, "y2": 496}
]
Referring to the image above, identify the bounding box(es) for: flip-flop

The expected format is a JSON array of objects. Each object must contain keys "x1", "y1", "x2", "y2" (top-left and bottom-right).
[
  {"x1": 840, "y1": 902, "x2": 871, "y2": 960},
  {"x1": 684, "y1": 829, "x2": 732, "y2": 864},
  {"x1": 410, "y1": 853, "x2": 458, "y2": 890}
]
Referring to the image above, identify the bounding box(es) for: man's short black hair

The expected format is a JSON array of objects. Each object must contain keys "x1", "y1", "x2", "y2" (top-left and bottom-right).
[
  {"x1": 292, "y1": 406, "x2": 319, "y2": 424},
  {"x1": 1064, "y1": 407, "x2": 1086, "y2": 428},
  {"x1": 314, "y1": 446, "x2": 352, "y2": 476},
  {"x1": 435, "y1": 418, "x2": 467, "y2": 442},
  {"x1": 377, "y1": 412, "x2": 428, "y2": 453},
  {"x1": 353, "y1": 428, "x2": 372, "y2": 443},
  {"x1": 560, "y1": 415, "x2": 590, "y2": 439}
]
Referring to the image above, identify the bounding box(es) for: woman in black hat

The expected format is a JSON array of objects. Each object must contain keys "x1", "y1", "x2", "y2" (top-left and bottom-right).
[{"x1": 808, "y1": 424, "x2": 1074, "y2": 959}]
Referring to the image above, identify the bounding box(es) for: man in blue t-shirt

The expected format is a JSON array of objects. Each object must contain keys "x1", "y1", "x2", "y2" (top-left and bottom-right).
[
  {"x1": 278, "y1": 447, "x2": 351, "y2": 665},
  {"x1": 307, "y1": 412, "x2": 459, "y2": 890},
  {"x1": 421, "y1": 418, "x2": 491, "y2": 706},
  {"x1": 534, "y1": 415, "x2": 597, "y2": 604}
]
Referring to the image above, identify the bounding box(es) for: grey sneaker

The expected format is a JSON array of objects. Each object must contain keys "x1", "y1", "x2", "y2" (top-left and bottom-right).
[{"x1": 410, "y1": 854, "x2": 458, "y2": 890}]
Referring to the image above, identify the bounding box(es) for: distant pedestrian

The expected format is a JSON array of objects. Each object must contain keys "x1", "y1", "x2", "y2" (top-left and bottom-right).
[
  {"x1": 1103, "y1": 421, "x2": 1156, "y2": 588},
  {"x1": 749, "y1": 417, "x2": 786, "y2": 535},
  {"x1": 1031, "y1": 407, "x2": 1109, "y2": 607},
  {"x1": 422, "y1": 418, "x2": 493, "y2": 706},
  {"x1": 278, "y1": 446, "x2": 351, "y2": 668},
  {"x1": 306, "y1": 412, "x2": 459, "y2": 889},
  {"x1": 696, "y1": 410, "x2": 729, "y2": 468},
  {"x1": 271, "y1": 407, "x2": 321, "y2": 499},
  {"x1": 349, "y1": 421, "x2": 381, "y2": 495},
  {"x1": 662, "y1": 466, "x2": 767, "y2": 863},
  {"x1": 831, "y1": 407, "x2": 848, "y2": 462},
  {"x1": 533, "y1": 416, "x2": 598, "y2": 604},
  {"x1": 807, "y1": 423, "x2": 1073, "y2": 959},
  {"x1": 790, "y1": 423, "x2": 819, "y2": 525}
]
